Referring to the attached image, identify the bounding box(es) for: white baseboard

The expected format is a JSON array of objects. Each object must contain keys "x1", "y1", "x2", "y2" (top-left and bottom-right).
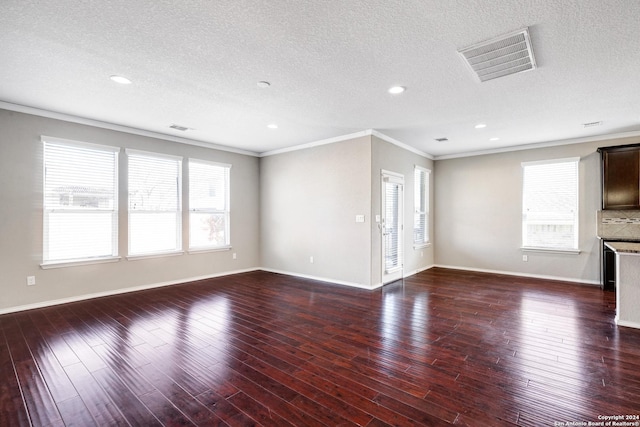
[
  {"x1": 1, "y1": 264, "x2": 600, "y2": 316},
  {"x1": 261, "y1": 265, "x2": 436, "y2": 291},
  {"x1": 434, "y1": 264, "x2": 601, "y2": 286},
  {"x1": 260, "y1": 268, "x2": 381, "y2": 290},
  {"x1": 1, "y1": 266, "x2": 426, "y2": 315},
  {"x1": 0, "y1": 268, "x2": 260, "y2": 315},
  {"x1": 403, "y1": 264, "x2": 435, "y2": 277},
  {"x1": 616, "y1": 318, "x2": 640, "y2": 330}
]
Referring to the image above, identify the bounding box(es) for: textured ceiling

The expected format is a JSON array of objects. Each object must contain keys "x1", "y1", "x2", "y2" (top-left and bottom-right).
[{"x1": 1, "y1": 0, "x2": 639, "y2": 157}]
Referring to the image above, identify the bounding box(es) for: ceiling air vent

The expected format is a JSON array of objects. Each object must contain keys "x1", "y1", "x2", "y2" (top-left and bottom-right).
[
  {"x1": 583, "y1": 121, "x2": 602, "y2": 128},
  {"x1": 435, "y1": 137, "x2": 449, "y2": 142},
  {"x1": 170, "y1": 124, "x2": 190, "y2": 131},
  {"x1": 458, "y1": 27, "x2": 536, "y2": 83}
]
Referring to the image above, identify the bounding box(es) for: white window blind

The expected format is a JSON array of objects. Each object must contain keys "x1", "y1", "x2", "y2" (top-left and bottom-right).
[
  {"x1": 413, "y1": 166, "x2": 430, "y2": 246},
  {"x1": 43, "y1": 138, "x2": 119, "y2": 264},
  {"x1": 522, "y1": 158, "x2": 579, "y2": 251},
  {"x1": 127, "y1": 150, "x2": 182, "y2": 256},
  {"x1": 189, "y1": 160, "x2": 231, "y2": 249}
]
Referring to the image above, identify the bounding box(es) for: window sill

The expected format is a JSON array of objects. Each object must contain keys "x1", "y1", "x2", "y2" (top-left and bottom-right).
[
  {"x1": 413, "y1": 242, "x2": 431, "y2": 250},
  {"x1": 41, "y1": 256, "x2": 121, "y2": 269},
  {"x1": 126, "y1": 251, "x2": 184, "y2": 261},
  {"x1": 521, "y1": 247, "x2": 581, "y2": 255},
  {"x1": 188, "y1": 245, "x2": 232, "y2": 254}
]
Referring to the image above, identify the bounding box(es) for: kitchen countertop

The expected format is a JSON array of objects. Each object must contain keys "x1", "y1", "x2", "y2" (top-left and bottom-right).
[
  {"x1": 608, "y1": 241, "x2": 640, "y2": 329},
  {"x1": 604, "y1": 241, "x2": 640, "y2": 254}
]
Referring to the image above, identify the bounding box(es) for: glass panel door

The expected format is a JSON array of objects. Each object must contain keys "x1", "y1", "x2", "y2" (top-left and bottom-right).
[{"x1": 381, "y1": 171, "x2": 404, "y2": 284}]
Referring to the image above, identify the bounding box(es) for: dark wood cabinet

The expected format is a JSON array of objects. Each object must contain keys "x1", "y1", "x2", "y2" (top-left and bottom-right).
[{"x1": 599, "y1": 144, "x2": 640, "y2": 209}]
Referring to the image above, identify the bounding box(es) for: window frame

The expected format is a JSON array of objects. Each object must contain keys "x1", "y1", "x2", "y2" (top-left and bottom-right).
[
  {"x1": 413, "y1": 165, "x2": 431, "y2": 249},
  {"x1": 521, "y1": 157, "x2": 580, "y2": 254},
  {"x1": 126, "y1": 149, "x2": 183, "y2": 259},
  {"x1": 41, "y1": 136, "x2": 121, "y2": 269},
  {"x1": 188, "y1": 159, "x2": 232, "y2": 252}
]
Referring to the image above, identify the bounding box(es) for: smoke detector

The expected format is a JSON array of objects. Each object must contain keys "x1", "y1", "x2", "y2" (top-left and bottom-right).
[{"x1": 459, "y1": 27, "x2": 536, "y2": 82}]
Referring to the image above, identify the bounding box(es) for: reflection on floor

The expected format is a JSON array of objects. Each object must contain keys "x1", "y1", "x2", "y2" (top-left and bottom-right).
[{"x1": 1, "y1": 268, "x2": 637, "y2": 426}]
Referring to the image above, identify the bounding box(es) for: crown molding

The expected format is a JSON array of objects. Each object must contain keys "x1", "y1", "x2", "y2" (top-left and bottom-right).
[
  {"x1": 369, "y1": 130, "x2": 434, "y2": 159},
  {"x1": 259, "y1": 129, "x2": 434, "y2": 159},
  {"x1": 7, "y1": 100, "x2": 632, "y2": 162},
  {"x1": 434, "y1": 131, "x2": 640, "y2": 160},
  {"x1": 0, "y1": 101, "x2": 260, "y2": 157},
  {"x1": 259, "y1": 130, "x2": 372, "y2": 157}
]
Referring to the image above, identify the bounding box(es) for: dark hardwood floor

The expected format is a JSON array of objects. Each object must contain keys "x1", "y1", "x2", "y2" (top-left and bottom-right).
[{"x1": 2, "y1": 268, "x2": 639, "y2": 426}]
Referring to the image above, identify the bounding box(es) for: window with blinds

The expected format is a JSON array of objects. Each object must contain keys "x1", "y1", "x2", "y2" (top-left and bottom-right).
[
  {"x1": 188, "y1": 160, "x2": 231, "y2": 250},
  {"x1": 413, "y1": 166, "x2": 430, "y2": 247},
  {"x1": 522, "y1": 158, "x2": 579, "y2": 251},
  {"x1": 43, "y1": 138, "x2": 119, "y2": 265},
  {"x1": 127, "y1": 150, "x2": 182, "y2": 256}
]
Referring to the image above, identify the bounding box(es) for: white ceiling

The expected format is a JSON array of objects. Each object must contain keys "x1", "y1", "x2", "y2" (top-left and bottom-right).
[{"x1": 1, "y1": 0, "x2": 640, "y2": 158}]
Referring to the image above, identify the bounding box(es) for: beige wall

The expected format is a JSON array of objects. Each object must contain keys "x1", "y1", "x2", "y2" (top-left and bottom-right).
[
  {"x1": 0, "y1": 109, "x2": 260, "y2": 312},
  {"x1": 259, "y1": 134, "x2": 434, "y2": 288},
  {"x1": 260, "y1": 136, "x2": 373, "y2": 287},
  {"x1": 4, "y1": 106, "x2": 637, "y2": 312},
  {"x1": 434, "y1": 135, "x2": 640, "y2": 283}
]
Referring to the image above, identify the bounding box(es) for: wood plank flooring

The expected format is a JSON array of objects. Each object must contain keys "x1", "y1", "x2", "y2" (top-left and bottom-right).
[{"x1": 1, "y1": 268, "x2": 639, "y2": 426}]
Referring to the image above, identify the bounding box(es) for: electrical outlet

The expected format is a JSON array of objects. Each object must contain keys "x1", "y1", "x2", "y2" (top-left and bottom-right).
[
  {"x1": 26, "y1": 276, "x2": 36, "y2": 286},
  {"x1": 522, "y1": 255, "x2": 528, "y2": 262},
  {"x1": 232, "y1": 253, "x2": 237, "y2": 259},
  {"x1": 309, "y1": 256, "x2": 314, "y2": 264}
]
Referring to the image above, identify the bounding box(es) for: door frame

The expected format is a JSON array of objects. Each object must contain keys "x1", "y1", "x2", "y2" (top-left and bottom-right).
[{"x1": 381, "y1": 170, "x2": 404, "y2": 284}]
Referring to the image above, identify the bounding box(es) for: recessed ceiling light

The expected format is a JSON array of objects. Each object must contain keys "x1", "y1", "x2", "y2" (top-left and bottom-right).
[
  {"x1": 257, "y1": 81, "x2": 271, "y2": 88},
  {"x1": 110, "y1": 75, "x2": 132, "y2": 85},
  {"x1": 475, "y1": 123, "x2": 487, "y2": 129},
  {"x1": 267, "y1": 123, "x2": 278, "y2": 129},
  {"x1": 489, "y1": 137, "x2": 500, "y2": 141},
  {"x1": 388, "y1": 86, "x2": 406, "y2": 94}
]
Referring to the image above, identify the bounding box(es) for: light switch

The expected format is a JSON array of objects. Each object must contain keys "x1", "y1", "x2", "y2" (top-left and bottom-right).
[{"x1": 355, "y1": 215, "x2": 365, "y2": 223}]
